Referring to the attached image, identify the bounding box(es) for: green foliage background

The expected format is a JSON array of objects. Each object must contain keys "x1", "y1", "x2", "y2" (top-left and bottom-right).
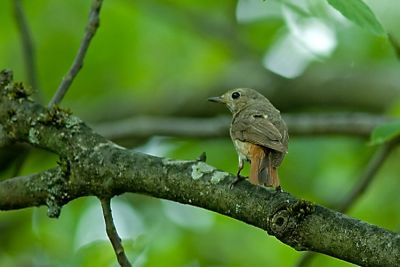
[{"x1": 1, "y1": 0, "x2": 400, "y2": 266}]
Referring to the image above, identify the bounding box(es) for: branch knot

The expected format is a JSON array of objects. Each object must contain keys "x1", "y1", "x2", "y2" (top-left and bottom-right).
[
  {"x1": 270, "y1": 209, "x2": 290, "y2": 234},
  {"x1": 268, "y1": 199, "x2": 315, "y2": 241}
]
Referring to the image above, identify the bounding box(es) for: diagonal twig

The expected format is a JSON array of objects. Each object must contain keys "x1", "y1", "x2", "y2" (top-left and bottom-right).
[
  {"x1": 48, "y1": 0, "x2": 104, "y2": 108},
  {"x1": 295, "y1": 139, "x2": 398, "y2": 267},
  {"x1": 13, "y1": 0, "x2": 42, "y2": 102},
  {"x1": 388, "y1": 33, "x2": 400, "y2": 61},
  {"x1": 336, "y1": 140, "x2": 397, "y2": 213},
  {"x1": 100, "y1": 198, "x2": 133, "y2": 267}
]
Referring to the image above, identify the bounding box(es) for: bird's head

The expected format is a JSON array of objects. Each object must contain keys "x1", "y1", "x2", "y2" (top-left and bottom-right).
[{"x1": 208, "y1": 88, "x2": 267, "y2": 114}]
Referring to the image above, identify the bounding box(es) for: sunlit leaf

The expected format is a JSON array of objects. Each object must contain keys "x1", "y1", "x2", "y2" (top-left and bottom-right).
[
  {"x1": 327, "y1": 0, "x2": 385, "y2": 36},
  {"x1": 370, "y1": 120, "x2": 400, "y2": 145}
]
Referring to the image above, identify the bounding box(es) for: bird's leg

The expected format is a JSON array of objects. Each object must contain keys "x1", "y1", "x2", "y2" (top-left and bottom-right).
[
  {"x1": 229, "y1": 157, "x2": 246, "y2": 189},
  {"x1": 237, "y1": 157, "x2": 244, "y2": 177},
  {"x1": 275, "y1": 184, "x2": 282, "y2": 192}
]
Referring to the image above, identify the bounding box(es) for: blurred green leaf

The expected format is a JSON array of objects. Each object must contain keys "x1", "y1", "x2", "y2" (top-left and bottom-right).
[
  {"x1": 327, "y1": 0, "x2": 385, "y2": 36},
  {"x1": 370, "y1": 120, "x2": 400, "y2": 145}
]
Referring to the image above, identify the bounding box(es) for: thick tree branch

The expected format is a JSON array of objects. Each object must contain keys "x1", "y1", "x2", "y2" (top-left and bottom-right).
[
  {"x1": 48, "y1": 0, "x2": 103, "y2": 107},
  {"x1": 0, "y1": 170, "x2": 56, "y2": 211},
  {"x1": 1, "y1": 72, "x2": 399, "y2": 266},
  {"x1": 92, "y1": 113, "x2": 389, "y2": 141}
]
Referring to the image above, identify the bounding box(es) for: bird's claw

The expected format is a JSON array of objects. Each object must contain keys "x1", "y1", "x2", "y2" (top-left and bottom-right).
[
  {"x1": 229, "y1": 174, "x2": 246, "y2": 189},
  {"x1": 275, "y1": 185, "x2": 282, "y2": 192}
]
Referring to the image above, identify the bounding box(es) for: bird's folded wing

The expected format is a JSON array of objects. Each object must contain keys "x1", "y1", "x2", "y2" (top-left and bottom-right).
[{"x1": 231, "y1": 114, "x2": 287, "y2": 153}]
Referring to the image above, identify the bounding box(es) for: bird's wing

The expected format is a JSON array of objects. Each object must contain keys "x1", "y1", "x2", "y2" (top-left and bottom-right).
[{"x1": 231, "y1": 112, "x2": 287, "y2": 153}]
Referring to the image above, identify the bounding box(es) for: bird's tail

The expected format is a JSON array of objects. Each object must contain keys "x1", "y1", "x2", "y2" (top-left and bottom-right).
[{"x1": 249, "y1": 145, "x2": 280, "y2": 188}]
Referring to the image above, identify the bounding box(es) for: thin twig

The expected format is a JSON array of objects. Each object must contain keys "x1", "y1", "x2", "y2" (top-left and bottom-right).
[
  {"x1": 295, "y1": 253, "x2": 314, "y2": 267},
  {"x1": 100, "y1": 198, "x2": 132, "y2": 267},
  {"x1": 48, "y1": 0, "x2": 104, "y2": 108},
  {"x1": 13, "y1": 0, "x2": 42, "y2": 102},
  {"x1": 11, "y1": 0, "x2": 36, "y2": 179},
  {"x1": 295, "y1": 139, "x2": 398, "y2": 267}
]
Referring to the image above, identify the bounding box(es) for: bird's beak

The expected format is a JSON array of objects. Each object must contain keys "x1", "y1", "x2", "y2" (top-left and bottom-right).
[{"x1": 208, "y1": 96, "x2": 224, "y2": 103}]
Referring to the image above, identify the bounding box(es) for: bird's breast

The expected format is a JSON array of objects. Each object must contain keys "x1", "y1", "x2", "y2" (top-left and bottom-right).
[{"x1": 233, "y1": 139, "x2": 252, "y2": 161}]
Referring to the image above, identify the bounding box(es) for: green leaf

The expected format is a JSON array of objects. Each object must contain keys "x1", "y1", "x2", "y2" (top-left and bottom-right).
[
  {"x1": 327, "y1": 0, "x2": 385, "y2": 36},
  {"x1": 370, "y1": 120, "x2": 400, "y2": 145}
]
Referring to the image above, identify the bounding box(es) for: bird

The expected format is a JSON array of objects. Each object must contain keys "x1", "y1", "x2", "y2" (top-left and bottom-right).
[{"x1": 208, "y1": 88, "x2": 288, "y2": 189}]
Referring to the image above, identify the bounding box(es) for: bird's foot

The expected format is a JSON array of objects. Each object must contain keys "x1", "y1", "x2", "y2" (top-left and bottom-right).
[
  {"x1": 275, "y1": 185, "x2": 282, "y2": 192},
  {"x1": 196, "y1": 152, "x2": 207, "y2": 162},
  {"x1": 229, "y1": 174, "x2": 246, "y2": 189}
]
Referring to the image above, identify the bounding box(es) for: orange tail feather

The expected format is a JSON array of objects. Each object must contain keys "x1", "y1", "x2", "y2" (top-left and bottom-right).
[
  {"x1": 249, "y1": 145, "x2": 267, "y2": 185},
  {"x1": 266, "y1": 152, "x2": 280, "y2": 188},
  {"x1": 249, "y1": 145, "x2": 281, "y2": 188},
  {"x1": 267, "y1": 167, "x2": 280, "y2": 188}
]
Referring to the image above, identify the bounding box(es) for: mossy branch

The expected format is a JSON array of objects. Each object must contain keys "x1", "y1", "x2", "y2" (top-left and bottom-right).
[{"x1": 0, "y1": 71, "x2": 399, "y2": 267}]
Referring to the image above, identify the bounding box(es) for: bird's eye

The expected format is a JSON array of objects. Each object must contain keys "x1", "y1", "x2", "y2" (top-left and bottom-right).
[{"x1": 231, "y1": 92, "x2": 240, "y2": 99}]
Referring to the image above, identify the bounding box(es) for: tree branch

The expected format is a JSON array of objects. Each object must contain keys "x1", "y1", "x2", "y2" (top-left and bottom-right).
[
  {"x1": 100, "y1": 198, "x2": 133, "y2": 267},
  {"x1": 1, "y1": 71, "x2": 399, "y2": 266},
  {"x1": 48, "y1": 0, "x2": 103, "y2": 107},
  {"x1": 92, "y1": 113, "x2": 389, "y2": 141}
]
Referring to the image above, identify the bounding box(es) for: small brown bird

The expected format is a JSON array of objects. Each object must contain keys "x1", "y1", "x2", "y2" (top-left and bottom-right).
[{"x1": 208, "y1": 88, "x2": 288, "y2": 189}]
